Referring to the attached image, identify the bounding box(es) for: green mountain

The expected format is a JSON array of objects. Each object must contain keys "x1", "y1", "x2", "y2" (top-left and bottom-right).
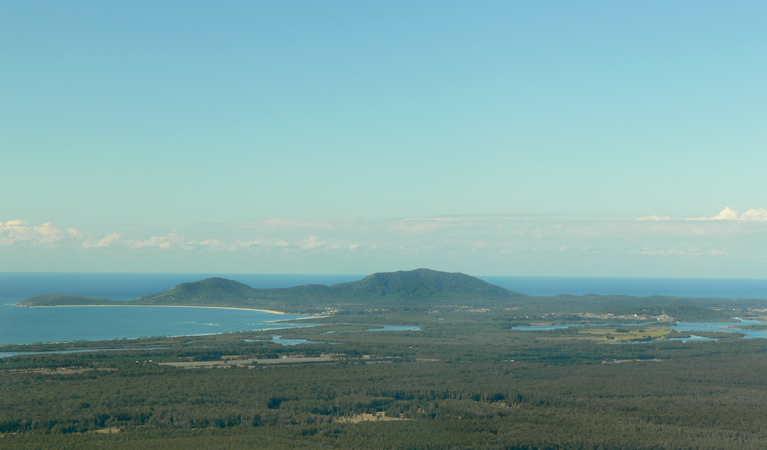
[
  {"x1": 330, "y1": 268, "x2": 522, "y2": 302},
  {"x1": 133, "y1": 277, "x2": 268, "y2": 307},
  {"x1": 17, "y1": 269, "x2": 526, "y2": 313}
]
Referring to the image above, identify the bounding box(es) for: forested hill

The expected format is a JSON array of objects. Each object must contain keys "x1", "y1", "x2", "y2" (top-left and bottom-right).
[
  {"x1": 16, "y1": 269, "x2": 526, "y2": 313},
  {"x1": 132, "y1": 277, "x2": 272, "y2": 307},
  {"x1": 330, "y1": 269, "x2": 523, "y2": 302}
]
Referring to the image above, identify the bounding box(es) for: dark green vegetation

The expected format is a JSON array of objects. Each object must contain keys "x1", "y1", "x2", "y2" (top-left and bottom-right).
[
  {"x1": 7, "y1": 269, "x2": 767, "y2": 449},
  {"x1": 19, "y1": 294, "x2": 119, "y2": 306},
  {"x1": 4, "y1": 313, "x2": 767, "y2": 449}
]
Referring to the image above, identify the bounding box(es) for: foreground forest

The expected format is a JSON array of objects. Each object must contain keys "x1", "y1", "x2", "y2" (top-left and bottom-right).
[{"x1": 3, "y1": 307, "x2": 767, "y2": 450}]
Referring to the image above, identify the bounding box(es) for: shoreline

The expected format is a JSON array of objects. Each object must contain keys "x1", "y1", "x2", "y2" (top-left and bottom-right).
[
  {"x1": 13, "y1": 303, "x2": 307, "y2": 317},
  {"x1": 0, "y1": 304, "x2": 325, "y2": 349}
]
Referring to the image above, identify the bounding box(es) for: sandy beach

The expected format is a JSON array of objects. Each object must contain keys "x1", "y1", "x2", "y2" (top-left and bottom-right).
[{"x1": 18, "y1": 303, "x2": 295, "y2": 316}]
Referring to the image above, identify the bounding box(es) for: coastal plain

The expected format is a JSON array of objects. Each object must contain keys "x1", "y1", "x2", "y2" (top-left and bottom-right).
[{"x1": 4, "y1": 269, "x2": 767, "y2": 449}]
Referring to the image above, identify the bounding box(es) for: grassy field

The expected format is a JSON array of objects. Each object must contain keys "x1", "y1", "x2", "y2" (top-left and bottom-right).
[{"x1": 575, "y1": 325, "x2": 671, "y2": 342}]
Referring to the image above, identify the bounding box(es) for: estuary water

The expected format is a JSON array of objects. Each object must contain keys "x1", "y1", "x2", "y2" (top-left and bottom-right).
[
  {"x1": 512, "y1": 320, "x2": 767, "y2": 341},
  {"x1": 2, "y1": 273, "x2": 767, "y2": 346}
]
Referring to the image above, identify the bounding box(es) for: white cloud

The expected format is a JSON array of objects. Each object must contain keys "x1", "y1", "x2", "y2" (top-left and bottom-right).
[
  {"x1": 740, "y1": 208, "x2": 767, "y2": 221},
  {"x1": 231, "y1": 239, "x2": 262, "y2": 249},
  {"x1": 198, "y1": 239, "x2": 233, "y2": 251},
  {"x1": 299, "y1": 235, "x2": 326, "y2": 249},
  {"x1": 236, "y1": 218, "x2": 335, "y2": 231},
  {"x1": 5, "y1": 214, "x2": 766, "y2": 277},
  {"x1": 686, "y1": 207, "x2": 767, "y2": 221},
  {"x1": 33, "y1": 223, "x2": 65, "y2": 243},
  {"x1": 0, "y1": 219, "x2": 67, "y2": 246},
  {"x1": 637, "y1": 215, "x2": 671, "y2": 221},
  {"x1": 640, "y1": 248, "x2": 728, "y2": 257},
  {"x1": 130, "y1": 232, "x2": 190, "y2": 250},
  {"x1": 393, "y1": 217, "x2": 455, "y2": 233},
  {"x1": 83, "y1": 233, "x2": 122, "y2": 249},
  {"x1": 3, "y1": 220, "x2": 34, "y2": 242}
]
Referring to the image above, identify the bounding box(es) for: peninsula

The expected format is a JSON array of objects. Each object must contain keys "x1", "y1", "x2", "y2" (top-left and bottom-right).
[
  {"x1": 14, "y1": 268, "x2": 753, "y2": 322},
  {"x1": 16, "y1": 269, "x2": 523, "y2": 314}
]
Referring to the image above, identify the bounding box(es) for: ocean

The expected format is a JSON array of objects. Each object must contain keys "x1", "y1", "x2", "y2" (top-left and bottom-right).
[
  {"x1": 2, "y1": 273, "x2": 766, "y2": 346},
  {"x1": 0, "y1": 273, "x2": 351, "y2": 346},
  {"x1": 482, "y1": 276, "x2": 767, "y2": 299}
]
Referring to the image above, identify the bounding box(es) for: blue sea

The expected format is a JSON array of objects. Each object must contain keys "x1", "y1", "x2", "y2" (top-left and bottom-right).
[
  {"x1": 482, "y1": 276, "x2": 767, "y2": 299},
  {"x1": 2, "y1": 273, "x2": 767, "y2": 346},
  {"x1": 0, "y1": 273, "x2": 355, "y2": 346}
]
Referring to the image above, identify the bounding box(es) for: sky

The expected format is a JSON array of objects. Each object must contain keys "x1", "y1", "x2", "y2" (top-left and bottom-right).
[{"x1": 2, "y1": 1, "x2": 767, "y2": 277}]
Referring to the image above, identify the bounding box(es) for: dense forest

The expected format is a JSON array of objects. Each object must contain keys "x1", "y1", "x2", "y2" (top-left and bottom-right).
[
  {"x1": 7, "y1": 270, "x2": 767, "y2": 448},
  {"x1": 3, "y1": 306, "x2": 767, "y2": 449}
]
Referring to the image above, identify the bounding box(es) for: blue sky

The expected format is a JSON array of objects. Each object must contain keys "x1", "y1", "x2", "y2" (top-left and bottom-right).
[{"x1": 2, "y1": 1, "x2": 767, "y2": 276}]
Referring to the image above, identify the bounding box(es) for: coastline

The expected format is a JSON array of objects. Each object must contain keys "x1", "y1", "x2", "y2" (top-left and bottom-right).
[
  {"x1": 1, "y1": 303, "x2": 322, "y2": 347},
  {"x1": 14, "y1": 303, "x2": 301, "y2": 317}
]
